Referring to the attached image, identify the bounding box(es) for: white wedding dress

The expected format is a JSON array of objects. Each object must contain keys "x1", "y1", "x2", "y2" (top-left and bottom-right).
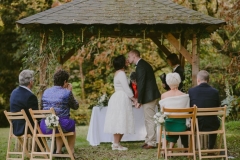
[{"x1": 104, "y1": 71, "x2": 135, "y2": 134}]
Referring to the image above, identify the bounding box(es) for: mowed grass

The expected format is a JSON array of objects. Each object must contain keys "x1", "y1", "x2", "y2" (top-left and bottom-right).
[{"x1": 0, "y1": 122, "x2": 240, "y2": 160}]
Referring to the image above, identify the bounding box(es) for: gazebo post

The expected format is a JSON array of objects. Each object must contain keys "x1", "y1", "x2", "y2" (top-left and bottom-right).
[{"x1": 192, "y1": 34, "x2": 199, "y2": 86}]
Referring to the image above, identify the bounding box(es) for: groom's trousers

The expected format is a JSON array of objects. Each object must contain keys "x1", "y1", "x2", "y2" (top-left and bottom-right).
[{"x1": 142, "y1": 99, "x2": 158, "y2": 147}]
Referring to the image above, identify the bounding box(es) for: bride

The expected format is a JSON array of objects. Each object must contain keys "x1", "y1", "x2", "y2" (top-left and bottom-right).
[{"x1": 104, "y1": 55, "x2": 136, "y2": 151}]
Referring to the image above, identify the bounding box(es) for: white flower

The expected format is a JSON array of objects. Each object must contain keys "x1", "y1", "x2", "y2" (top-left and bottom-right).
[
  {"x1": 153, "y1": 112, "x2": 167, "y2": 126},
  {"x1": 45, "y1": 114, "x2": 59, "y2": 129},
  {"x1": 158, "y1": 117, "x2": 165, "y2": 123},
  {"x1": 97, "y1": 94, "x2": 108, "y2": 108}
]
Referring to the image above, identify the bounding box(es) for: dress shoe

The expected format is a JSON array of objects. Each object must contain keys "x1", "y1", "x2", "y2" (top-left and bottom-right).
[
  {"x1": 141, "y1": 143, "x2": 147, "y2": 148},
  {"x1": 142, "y1": 144, "x2": 157, "y2": 149}
]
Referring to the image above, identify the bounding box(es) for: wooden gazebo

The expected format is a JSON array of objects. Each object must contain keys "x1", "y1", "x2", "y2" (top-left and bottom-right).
[{"x1": 17, "y1": 0, "x2": 225, "y2": 86}]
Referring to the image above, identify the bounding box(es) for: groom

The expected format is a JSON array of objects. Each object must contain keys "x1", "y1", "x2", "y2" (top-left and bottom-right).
[{"x1": 127, "y1": 50, "x2": 161, "y2": 149}]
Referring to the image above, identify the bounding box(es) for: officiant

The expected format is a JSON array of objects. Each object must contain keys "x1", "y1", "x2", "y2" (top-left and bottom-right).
[{"x1": 160, "y1": 53, "x2": 185, "y2": 92}]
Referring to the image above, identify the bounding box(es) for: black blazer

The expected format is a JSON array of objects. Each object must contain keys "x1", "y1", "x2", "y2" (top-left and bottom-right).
[
  {"x1": 188, "y1": 83, "x2": 220, "y2": 131},
  {"x1": 10, "y1": 87, "x2": 38, "y2": 136},
  {"x1": 162, "y1": 65, "x2": 185, "y2": 91},
  {"x1": 136, "y1": 59, "x2": 160, "y2": 104}
]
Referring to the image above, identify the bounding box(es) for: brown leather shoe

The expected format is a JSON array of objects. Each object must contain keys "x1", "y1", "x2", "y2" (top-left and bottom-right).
[
  {"x1": 141, "y1": 143, "x2": 148, "y2": 148},
  {"x1": 142, "y1": 145, "x2": 157, "y2": 149}
]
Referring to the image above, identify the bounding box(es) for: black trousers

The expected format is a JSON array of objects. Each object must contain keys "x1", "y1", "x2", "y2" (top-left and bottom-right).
[{"x1": 181, "y1": 117, "x2": 220, "y2": 149}]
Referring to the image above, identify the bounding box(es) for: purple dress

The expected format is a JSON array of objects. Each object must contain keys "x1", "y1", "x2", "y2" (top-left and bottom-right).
[{"x1": 40, "y1": 86, "x2": 79, "y2": 134}]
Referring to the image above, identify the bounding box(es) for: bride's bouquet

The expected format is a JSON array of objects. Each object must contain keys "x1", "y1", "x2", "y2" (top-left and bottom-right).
[
  {"x1": 154, "y1": 112, "x2": 167, "y2": 126},
  {"x1": 45, "y1": 114, "x2": 59, "y2": 129},
  {"x1": 97, "y1": 94, "x2": 108, "y2": 109}
]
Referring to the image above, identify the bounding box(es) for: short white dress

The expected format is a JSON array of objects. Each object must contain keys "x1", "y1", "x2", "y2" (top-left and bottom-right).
[{"x1": 104, "y1": 71, "x2": 135, "y2": 134}]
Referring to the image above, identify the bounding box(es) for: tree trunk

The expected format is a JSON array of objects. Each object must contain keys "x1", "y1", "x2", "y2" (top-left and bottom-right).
[
  {"x1": 38, "y1": 32, "x2": 48, "y2": 109},
  {"x1": 79, "y1": 57, "x2": 85, "y2": 100}
]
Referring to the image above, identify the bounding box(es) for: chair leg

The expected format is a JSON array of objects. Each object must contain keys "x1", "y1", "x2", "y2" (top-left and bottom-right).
[
  {"x1": 223, "y1": 133, "x2": 228, "y2": 159},
  {"x1": 163, "y1": 130, "x2": 168, "y2": 160},
  {"x1": 6, "y1": 128, "x2": 12, "y2": 159},
  {"x1": 191, "y1": 134, "x2": 196, "y2": 160},
  {"x1": 157, "y1": 125, "x2": 163, "y2": 159}
]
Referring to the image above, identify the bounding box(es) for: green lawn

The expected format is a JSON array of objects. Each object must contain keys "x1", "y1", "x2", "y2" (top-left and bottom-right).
[{"x1": 1, "y1": 122, "x2": 240, "y2": 160}]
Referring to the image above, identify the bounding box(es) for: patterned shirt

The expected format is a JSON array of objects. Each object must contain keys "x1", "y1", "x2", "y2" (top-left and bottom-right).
[{"x1": 41, "y1": 86, "x2": 79, "y2": 117}]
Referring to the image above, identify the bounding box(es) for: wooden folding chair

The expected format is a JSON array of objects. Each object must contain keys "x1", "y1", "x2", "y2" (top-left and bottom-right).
[
  {"x1": 4, "y1": 109, "x2": 47, "y2": 160},
  {"x1": 195, "y1": 106, "x2": 228, "y2": 159},
  {"x1": 157, "y1": 106, "x2": 197, "y2": 160},
  {"x1": 29, "y1": 108, "x2": 75, "y2": 160}
]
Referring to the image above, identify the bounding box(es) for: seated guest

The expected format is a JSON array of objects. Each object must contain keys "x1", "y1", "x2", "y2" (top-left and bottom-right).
[
  {"x1": 188, "y1": 70, "x2": 220, "y2": 149},
  {"x1": 40, "y1": 69, "x2": 79, "y2": 155},
  {"x1": 129, "y1": 72, "x2": 138, "y2": 98},
  {"x1": 159, "y1": 73, "x2": 190, "y2": 149},
  {"x1": 160, "y1": 53, "x2": 185, "y2": 92},
  {"x1": 10, "y1": 69, "x2": 38, "y2": 136}
]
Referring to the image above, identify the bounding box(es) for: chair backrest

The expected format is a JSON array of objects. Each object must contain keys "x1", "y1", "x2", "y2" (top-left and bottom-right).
[
  {"x1": 29, "y1": 108, "x2": 55, "y2": 134},
  {"x1": 162, "y1": 106, "x2": 197, "y2": 129},
  {"x1": 5, "y1": 110, "x2": 26, "y2": 122},
  {"x1": 196, "y1": 106, "x2": 227, "y2": 117},
  {"x1": 162, "y1": 106, "x2": 197, "y2": 119},
  {"x1": 4, "y1": 109, "x2": 30, "y2": 134}
]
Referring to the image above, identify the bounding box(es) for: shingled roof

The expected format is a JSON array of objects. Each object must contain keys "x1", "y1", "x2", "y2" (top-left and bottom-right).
[{"x1": 17, "y1": 0, "x2": 225, "y2": 27}]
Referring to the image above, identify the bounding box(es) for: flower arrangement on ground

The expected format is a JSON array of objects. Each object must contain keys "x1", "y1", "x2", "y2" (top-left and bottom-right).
[
  {"x1": 45, "y1": 114, "x2": 59, "y2": 129},
  {"x1": 97, "y1": 94, "x2": 108, "y2": 109},
  {"x1": 154, "y1": 112, "x2": 167, "y2": 126}
]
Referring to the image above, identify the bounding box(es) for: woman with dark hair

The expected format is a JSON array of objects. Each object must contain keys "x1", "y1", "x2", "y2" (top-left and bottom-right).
[
  {"x1": 40, "y1": 70, "x2": 79, "y2": 155},
  {"x1": 104, "y1": 55, "x2": 136, "y2": 151},
  {"x1": 161, "y1": 53, "x2": 185, "y2": 91}
]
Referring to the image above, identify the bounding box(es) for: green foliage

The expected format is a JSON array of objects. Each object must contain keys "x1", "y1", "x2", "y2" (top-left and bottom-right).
[
  {"x1": 70, "y1": 103, "x2": 91, "y2": 126},
  {"x1": 0, "y1": 0, "x2": 53, "y2": 126},
  {"x1": 221, "y1": 80, "x2": 240, "y2": 120},
  {"x1": 183, "y1": 63, "x2": 192, "y2": 92}
]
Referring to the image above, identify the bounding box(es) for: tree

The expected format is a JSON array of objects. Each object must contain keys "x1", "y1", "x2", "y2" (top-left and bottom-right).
[{"x1": 0, "y1": 0, "x2": 53, "y2": 127}]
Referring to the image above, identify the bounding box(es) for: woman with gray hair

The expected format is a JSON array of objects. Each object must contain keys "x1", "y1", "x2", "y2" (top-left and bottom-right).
[{"x1": 159, "y1": 73, "x2": 190, "y2": 150}]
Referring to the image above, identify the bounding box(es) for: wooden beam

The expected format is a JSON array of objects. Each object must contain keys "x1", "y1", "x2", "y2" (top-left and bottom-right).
[
  {"x1": 149, "y1": 36, "x2": 171, "y2": 56},
  {"x1": 192, "y1": 34, "x2": 199, "y2": 87},
  {"x1": 179, "y1": 36, "x2": 188, "y2": 70},
  {"x1": 164, "y1": 33, "x2": 192, "y2": 64},
  {"x1": 59, "y1": 48, "x2": 76, "y2": 64}
]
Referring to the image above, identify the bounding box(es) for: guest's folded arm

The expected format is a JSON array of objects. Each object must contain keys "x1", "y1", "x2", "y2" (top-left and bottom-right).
[{"x1": 68, "y1": 92, "x2": 79, "y2": 110}]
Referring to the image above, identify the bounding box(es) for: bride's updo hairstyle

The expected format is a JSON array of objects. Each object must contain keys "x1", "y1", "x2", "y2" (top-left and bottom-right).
[
  {"x1": 113, "y1": 55, "x2": 126, "y2": 70},
  {"x1": 166, "y1": 73, "x2": 181, "y2": 88}
]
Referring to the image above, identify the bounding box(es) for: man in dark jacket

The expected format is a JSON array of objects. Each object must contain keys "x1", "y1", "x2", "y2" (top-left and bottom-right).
[
  {"x1": 161, "y1": 53, "x2": 185, "y2": 91},
  {"x1": 128, "y1": 50, "x2": 161, "y2": 149},
  {"x1": 188, "y1": 70, "x2": 220, "y2": 149},
  {"x1": 10, "y1": 69, "x2": 38, "y2": 136}
]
